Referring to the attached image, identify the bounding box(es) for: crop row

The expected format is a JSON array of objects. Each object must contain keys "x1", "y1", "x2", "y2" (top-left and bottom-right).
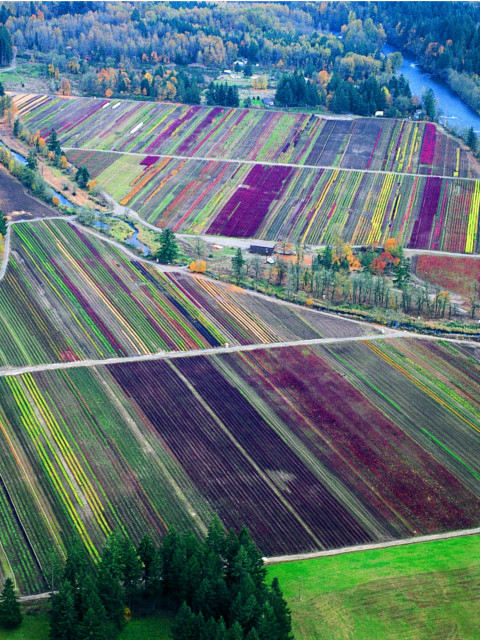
[
  {"x1": 75, "y1": 151, "x2": 480, "y2": 252},
  {"x1": 0, "y1": 220, "x2": 369, "y2": 368},
  {"x1": 16, "y1": 95, "x2": 479, "y2": 178},
  {"x1": 2, "y1": 338, "x2": 479, "y2": 593}
]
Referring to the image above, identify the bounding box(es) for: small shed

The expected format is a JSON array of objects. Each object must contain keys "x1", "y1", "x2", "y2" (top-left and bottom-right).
[
  {"x1": 249, "y1": 241, "x2": 275, "y2": 256},
  {"x1": 262, "y1": 97, "x2": 275, "y2": 108}
]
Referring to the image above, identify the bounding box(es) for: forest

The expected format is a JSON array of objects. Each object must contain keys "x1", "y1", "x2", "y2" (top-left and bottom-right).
[{"x1": 0, "y1": 1, "x2": 416, "y2": 117}]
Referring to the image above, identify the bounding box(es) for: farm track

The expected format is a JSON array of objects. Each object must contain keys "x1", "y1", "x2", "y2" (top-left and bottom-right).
[
  {"x1": 0, "y1": 327, "x2": 479, "y2": 379},
  {"x1": 63, "y1": 146, "x2": 480, "y2": 184},
  {"x1": 0, "y1": 332, "x2": 402, "y2": 379},
  {"x1": 264, "y1": 525, "x2": 480, "y2": 565}
]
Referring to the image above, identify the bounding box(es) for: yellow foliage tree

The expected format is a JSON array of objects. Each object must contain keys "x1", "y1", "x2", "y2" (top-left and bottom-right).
[
  {"x1": 190, "y1": 260, "x2": 207, "y2": 273},
  {"x1": 60, "y1": 78, "x2": 71, "y2": 95},
  {"x1": 52, "y1": 196, "x2": 60, "y2": 206},
  {"x1": 105, "y1": 88, "x2": 113, "y2": 98},
  {"x1": 252, "y1": 76, "x2": 267, "y2": 90},
  {"x1": 60, "y1": 155, "x2": 68, "y2": 170}
]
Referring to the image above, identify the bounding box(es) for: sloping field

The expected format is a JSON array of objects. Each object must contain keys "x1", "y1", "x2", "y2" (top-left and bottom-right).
[
  {"x1": 14, "y1": 95, "x2": 478, "y2": 177},
  {"x1": 1, "y1": 339, "x2": 479, "y2": 594},
  {"x1": 68, "y1": 150, "x2": 480, "y2": 251},
  {"x1": 0, "y1": 219, "x2": 372, "y2": 368},
  {"x1": 13, "y1": 94, "x2": 480, "y2": 252}
]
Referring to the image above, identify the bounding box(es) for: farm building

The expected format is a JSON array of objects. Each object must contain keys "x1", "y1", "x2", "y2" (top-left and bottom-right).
[{"x1": 249, "y1": 240, "x2": 275, "y2": 255}]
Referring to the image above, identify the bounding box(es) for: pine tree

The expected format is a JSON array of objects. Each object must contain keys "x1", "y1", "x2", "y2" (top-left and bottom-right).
[
  {"x1": 0, "y1": 209, "x2": 6, "y2": 237},
  {"x1": 269, "y1": 577, "x2": 292, "y2": 639},
  {"x1": 12, "y1": 118, "x2": 20, "y2": 137},
  {"x1": 231, "y1": 248, "x2": 245, "y2": 284},
  {"x1": 97, "y1": 531, "x2": 125, "y2": 627},
  {"x1": 156, "y1": 228, "x2": 179, "y2": 263},
  {"x1": 120, "y1": 536, "x2": 141, "y2": 609},
  {"x1": 75, "y1": 166, "x2": 90, "y2": 189},
  {"x1": 50, "y1": 580, "x2": 78, "y2": 640},
  {"x1": 26, "y1": 149, "x2": 37, "y2": 171},
  {"x1": 137, "y1": 534, "x2": 156, "y2": 583},
  {"x1": 0, "y1": 25, "x2": 12, "y2": 67},
  {"x1": 171, "y1": 602, "x2": 197, "y2": 640},
  {"x1": 48, "y1": 129, "x2": 59, "y2": 152},
  {"x1": 0, "y1": 578, "x2": 22, "y2": 630}
]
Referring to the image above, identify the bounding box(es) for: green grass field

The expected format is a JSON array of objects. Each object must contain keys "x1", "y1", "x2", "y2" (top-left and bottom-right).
[
  {"x1": 0, "y1": 612, "x2": 172, "y2": 640},
  {"x1": 267, "y1": 535, "x2": 480, "y2": 640}
]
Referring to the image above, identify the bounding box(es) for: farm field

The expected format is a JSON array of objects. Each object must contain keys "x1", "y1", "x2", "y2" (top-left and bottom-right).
[
  {"x1": 413, "y1": 253, "x2": 480, "y2": 297},
  {"x1": 1, "y1": 339, "x2": 480, "y2": 594},
  {"x1": 68, "y1": 149, "x2": 480, "y2": 251},
  {"x1": 14, "y1": 95, "x2": 478, "y2": 178},
  {"x1": 0, "y1": 219, "x2": 373, "y2": 368},
  {"x1": 267, "y1": 533, "x2": 480, "y2": 640},
  {"x1": 12, "y1": 94, "x2": 480, "y2": 252}
]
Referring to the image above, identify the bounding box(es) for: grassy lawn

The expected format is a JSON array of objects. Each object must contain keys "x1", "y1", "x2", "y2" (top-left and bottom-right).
[
  {"x1": 0, "y1": 612, "x2": 173, "y2": 640},
  {"x1": 267, "y1": 535, "x2": 480, "y2": 640}
]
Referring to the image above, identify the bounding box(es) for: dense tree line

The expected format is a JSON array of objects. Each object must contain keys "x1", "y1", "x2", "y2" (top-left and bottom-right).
[
  {"x1": 1, "y1": 2, "x2": 418, "y2": 114},
  {"x1": 48, "y1": 517, "x2": 292, "y2": 640},
  {"x1": 206, "y1": 82, "x2": 239, "y2": 107},
  {"x1": 230, "y1": 239, "x2": 460, "y2": 320}
]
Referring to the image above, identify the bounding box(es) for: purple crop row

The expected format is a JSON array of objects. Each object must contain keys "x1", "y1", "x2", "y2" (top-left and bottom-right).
[
  {"x1": 207, "y1": 164, "x2": 294, "y2": 237},
  {"x1": 108, "y1": 359, "x2": 321, "y2": 555},
  {"x1": 145, "y1": 105, "x2": 201, "y2": 153},
  {"x1": 140, "y1": 155, "x2": 159, "y2": 167},
  {"x1": 409, "y1": 176, "x2": 442, "y2": 249},
  {"x1": 420, "y1": 123, "x2": 437, "y2": 165},
  {"x1": 175, "y1": 355, "x2": 372, "y2": 549},
  {"x1": 176, "y1": 107, "x2": 223, "y2": 154}
]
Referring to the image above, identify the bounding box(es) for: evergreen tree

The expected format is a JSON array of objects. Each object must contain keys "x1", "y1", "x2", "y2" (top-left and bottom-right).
[
  {"x1": 0, "y1": 209, "x2": 7, "y2": 237},
  {"x1": 26, "y1": 149, "x2": 37, "y2": 171},
  {"x1": 467, "y1": 126, "x2": 478, "y2": 153},
  {"x1": 0, "y1": 578, "x2": 22, "y2": 630},
  {"x1": 0, "y1": 25, "x2": 12, "y2": 67},
  {"x1": 155, "y1": 228, "x2": 179, "y2": 263},
  {"x1": 78, "y1": 576, "x2": 107, "y2": 640},
  {"x1": 48, "y1": 129, "x2": 59, "y2": 152},
  {"x1": 137, "y1": 534, "x2": 156, "y2": 583},
  {"x1": 12, "y1": 118, "x2": 21, "y2": 137},
  {"x1": 75, "y1": 166, "x2": 90, "y2": 189},
  {"x1": 422, "y1": 87, "x2": 438, "y2": 121},
  {"x1": 50, "y1": 580, "x2": 78, "y2": 640},
  {"x1": 97, "y1": 531, "x2": 125, "y2": 627},
  {"x1": 171, "y1": 602, "x2": 198, "y2": 640},
  {"x1": 231, "y1": 248, "x2": 245, "y2": 284},
  {"x1": 120, "y1": 536, "x2": 141, "y2": 608}
]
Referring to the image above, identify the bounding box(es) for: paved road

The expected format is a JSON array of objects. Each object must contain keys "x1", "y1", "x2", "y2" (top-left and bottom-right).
[
  {"x1": 264, "y1": 525, "x2": 480, "y2": 565},
  {"x1": 64, "y1": 146, "x2": 480, "y2": 184}
]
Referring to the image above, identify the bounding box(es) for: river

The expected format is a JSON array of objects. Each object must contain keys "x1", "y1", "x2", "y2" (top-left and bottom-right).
[{"x1": 383, "y1": 43, "x2": 480, "y2": 134}]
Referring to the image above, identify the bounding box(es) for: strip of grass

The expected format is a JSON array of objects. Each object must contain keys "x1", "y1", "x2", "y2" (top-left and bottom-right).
[
  {"x1": 0, "y1": 612, "x2": 172, "y2": 640},
  {"x1": 267, "y1": 534, "x2": 480, "y2": 640}
]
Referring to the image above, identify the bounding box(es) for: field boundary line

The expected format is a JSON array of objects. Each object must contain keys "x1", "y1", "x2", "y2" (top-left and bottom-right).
[
  {"x1": 63, "y1": 146, "x2": 480, "y2": 184},
  {"x1": 264, "y1": 526, "x2": 480, "y2": 565}
]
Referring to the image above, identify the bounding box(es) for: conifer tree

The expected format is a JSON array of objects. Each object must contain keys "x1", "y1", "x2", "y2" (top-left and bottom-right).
[
  {"x1": 50, "y1": 580, "x2": 78, "y2": 640},
  {"x1": 0, "y1": 209, "x2": 6, "y2": 237},
  {"x1": 155, "y1": 228, "x2": 179, "y2": 263},
  {"x1": 0, "y1": 578, "x2": 22, "y2": 630}
]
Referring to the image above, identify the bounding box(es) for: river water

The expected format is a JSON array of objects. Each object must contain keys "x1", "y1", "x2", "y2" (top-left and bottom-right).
[{"x1": 383, "y1": 43, "x2": 480, "y2": 133}]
